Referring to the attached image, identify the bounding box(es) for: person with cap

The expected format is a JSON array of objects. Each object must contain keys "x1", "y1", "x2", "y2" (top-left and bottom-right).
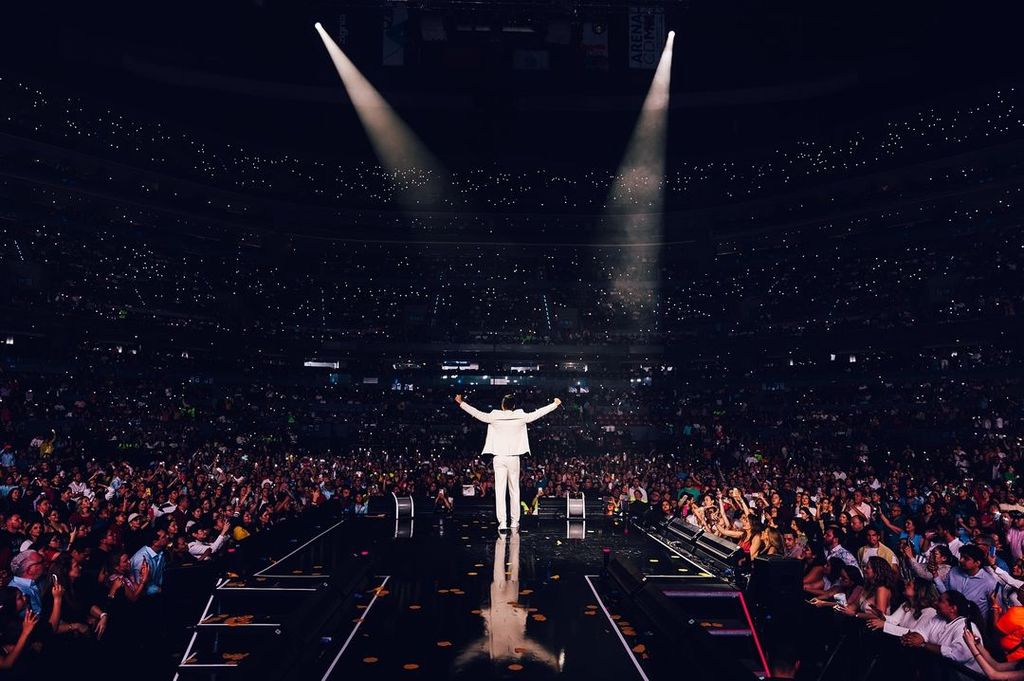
[
  {"x1": 125, "y1": 512, "x2": 147, "y2": 555},
  {"x1": 455, "y1": 393, "x2": 561, "y2": 533}
]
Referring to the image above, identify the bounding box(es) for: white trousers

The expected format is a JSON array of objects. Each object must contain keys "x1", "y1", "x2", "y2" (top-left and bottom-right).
[{"x1": 492, "y1": 455, "x2": 521, "y2": 528}]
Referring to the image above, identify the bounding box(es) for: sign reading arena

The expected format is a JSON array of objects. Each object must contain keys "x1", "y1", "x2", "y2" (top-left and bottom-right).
[{"x1": 628, "y1": 7, "x2": 666, "y2": 70}]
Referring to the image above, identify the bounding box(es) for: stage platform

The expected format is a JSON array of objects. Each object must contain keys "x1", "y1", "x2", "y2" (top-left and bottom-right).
[{"x1": 175, "y1": 512, "x2": 767, "y2": 681}]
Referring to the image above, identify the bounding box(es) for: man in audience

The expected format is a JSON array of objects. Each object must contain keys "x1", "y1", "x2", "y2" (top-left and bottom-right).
[
  {"x1": 783, "y1": 528, "x2": 804, "y2": 560},
  {"x1": 824, "y1": 525, "x2": 857, "y2": 567},
  {"x1": 131, "y1": 528, "x2": 169, "y2": 597},
  {"x1": 933, "y1": 544, "x2": 998, "y2": 620},
  {"x1": 8, "y1": 550, "x2": 44, "y2": 614},
  {"x1": 187, "y1": 523, "x2": 231, "y2": 560},
  {"x1": 858, "y1": 527, "x2": 898, "y2": 569}
]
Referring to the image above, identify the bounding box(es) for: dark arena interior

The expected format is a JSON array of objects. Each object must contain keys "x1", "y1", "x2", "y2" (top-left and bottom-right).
[{"x1": 0, "y1": 1, "x2": 1022, "y2": 679}]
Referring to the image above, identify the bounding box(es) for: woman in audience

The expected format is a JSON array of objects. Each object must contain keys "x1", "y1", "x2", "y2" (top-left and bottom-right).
[
  {"x1": 810, "y1": 563, "x2": 864, "y2": 609},
  {"x1": 104, "y1": 551, "x2": 148, "y2": 604},
  {"x1": 49, "y1": 554, "x2": 108, "y2": 639},
  {"x1": 0, "y1": 587, "x2": 39, "y2": 670},
  {"x1": 839, "y1": 556, "x2": 899, "y2": 617},
  {"x1": 802, "y1": 543, "x2": 827, "y2": 594},
  {"x1": 718, "y1": 512, "x2": 763, "y2": 562},
  {"x1": 900, "y1": 591, "x2": 984, "y2": 671},
  {"x1": 45, "y1": 508, "x2": 69, "y2": 537},
  {"x1": 759, "y1": 524, "x2": 785, "y2": 557},
  {"x1": 836, "y1": 511, "x2": 852, "y2": 542},
  {"x1": 22, "y1": 521, "x2": 44, "y2": 552},
  {"x1": 898, "y1": 518, "x2": 923, "y2": 554},
  {"x1": 865, "y1": 578, "x2": 938, "y2": 636},
  {"x1": 963, "y1": 626, "x2": 1024, "y2": 680},
  {"x1": 902, "y1": 542, "x2": 954, "y2": 583},
  {"x1": 816, "y1": 497, "x2": 836, "y2": 529}
]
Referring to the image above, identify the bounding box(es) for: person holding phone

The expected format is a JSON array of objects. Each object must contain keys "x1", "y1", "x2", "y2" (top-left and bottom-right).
[{"x1": 455, "y1": 394, "x2": 561, "y2": 533}]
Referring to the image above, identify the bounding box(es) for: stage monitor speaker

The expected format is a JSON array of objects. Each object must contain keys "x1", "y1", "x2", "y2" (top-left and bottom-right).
[
  {"x1": 607, "y1": 556, "x2": 648, "y2": 597},
  {"x1": 694, "y1": 532, "x2": 742, "y2": 566},
  {"x1": 748, "y1": 555, "x2": 802, "y2": 604},
  {"x1": 666, "y1": 517, "x2": 703, "y2": 545}
]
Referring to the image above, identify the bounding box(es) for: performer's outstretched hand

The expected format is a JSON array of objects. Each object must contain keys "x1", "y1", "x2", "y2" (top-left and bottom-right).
[
  {"x1": 553, "y1": 398, "x2": 561, "y2": 406},
  {"x1": 455, "y1": 394, "x2": 463, "y2": 404}
]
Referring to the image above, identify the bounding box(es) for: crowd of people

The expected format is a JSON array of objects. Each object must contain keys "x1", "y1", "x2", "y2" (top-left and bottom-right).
[
  {"x1": 0, "y1": 66, "x2": 1022, "y2": 680},
  {"x1": 0, "y1": 363, "x2": 1020, "y2": 672},
  {"x1": 1, "y1": 74, "x2": 1019, "y2": 211},
  {"x1": 2, "y1": 177, "x2": 1020, "y2": 353}
]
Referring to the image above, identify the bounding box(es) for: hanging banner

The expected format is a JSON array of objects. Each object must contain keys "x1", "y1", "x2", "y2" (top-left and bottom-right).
[
  {"x1": 582, "y1": 21, "x2": 609, "y2": 70},
  {"x1": 383, "y1": 6, "x2": 408, "y2": 66},
  {"x1": 628, "y1": 7, "x2": 665, "y2": 70}
]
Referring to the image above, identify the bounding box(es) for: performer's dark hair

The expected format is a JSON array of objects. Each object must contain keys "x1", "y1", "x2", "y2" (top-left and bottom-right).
[{"x1": 501, "y1": 394, "x2": 516, "y2": 410}]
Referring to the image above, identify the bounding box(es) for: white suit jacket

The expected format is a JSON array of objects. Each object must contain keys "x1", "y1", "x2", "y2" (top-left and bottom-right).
[{"x1": 460, "y1": 401, "x2": 559, "y2": 456}]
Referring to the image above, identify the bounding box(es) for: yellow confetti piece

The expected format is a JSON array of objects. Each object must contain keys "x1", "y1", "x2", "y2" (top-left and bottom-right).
[
  {"x1": 403, "y1": 663, "x2": 420, "y2": 670},
  {"x1": 474, "y1": 564, "x2": 484, "y2": 568},
  {"x1": 471, "y1": 609, "x2": 482, "y2": 615},
  {"x1": 409, "y1": 605, "x2": 422, "y2": 610},
  {"x1": 611, "y1": 615, "x2": 621, "y2": 621},
  {"x1": 551, "y1": 575, "x2": 560, "y2": 581},
  {"x1": 356, "y1": 604, "x2": 367, "y2": 609},
  {"x1": 508, "y1": 663, "x2": 524, "y2": 671},
  {"x1": 519, "y1": 589, "x2": 534, "y2": 595},
  {"x1": 222, "y1": 652, "x2": 250, "y2": 662},
  {"x1": 632, "y1": 644, "x2": 646, "y2": 654},
  {"x1": 527, "y1": 607, "x2": 539, "y2": 613},
  {"x1": 586, "y1": 604, "x2": 598, "y2": 609},
  {"x1": 437, "y1": 589, "x2": 449, "y2": 594},
  {"x1": 584, "y1": 611, "x2": 596, "y2": 616},
  {"x1": 467, "y1": 572, "x2": 478, "y2": 576},
  {"x1": 531, "y1": 614, "x2": 547, "y2": 622},
  {"x1": 363, "y1": 657, "x2": 378, "y2": 664},
  {"x1": 437, "y1": 641, "x2": 452, "y2": 647}
]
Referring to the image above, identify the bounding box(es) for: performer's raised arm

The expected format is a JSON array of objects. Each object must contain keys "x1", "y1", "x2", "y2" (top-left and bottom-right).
[
  {"x1": 455, "y1": 394, "x2": 496, "y2": 423},
  {"x1": 524, "y1": 398, "x2": 561, "y2": 423}
]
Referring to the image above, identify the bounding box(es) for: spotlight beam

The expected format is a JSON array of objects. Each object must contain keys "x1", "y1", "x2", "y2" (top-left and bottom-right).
[
  {"x1": 604, "y1": 31, "x2": 674, "y2": 325},
  {"x1": 315, "y1": 23, "x2": 449, "y2": 209}
]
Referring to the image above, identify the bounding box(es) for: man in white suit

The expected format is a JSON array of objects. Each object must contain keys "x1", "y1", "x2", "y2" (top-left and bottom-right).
[{"x1": 456, "y1": 393, "x2": 561, "y2": 532}]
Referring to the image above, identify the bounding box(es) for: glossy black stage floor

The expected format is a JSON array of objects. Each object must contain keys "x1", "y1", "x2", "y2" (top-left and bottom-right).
[{"x1": 175, "y1": 512, "x2": 769, "y2": 681}]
